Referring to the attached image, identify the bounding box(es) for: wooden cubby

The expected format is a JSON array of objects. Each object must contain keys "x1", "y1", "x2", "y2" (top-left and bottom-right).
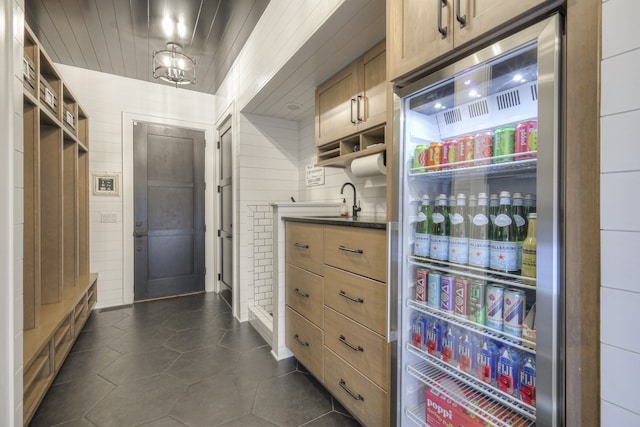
[
  {"x1": 316, "y1": 125, "x2": 386, "y2": 168},
  {"x1": 22, "y1": 23, "x2": 95, "y2": 426}
]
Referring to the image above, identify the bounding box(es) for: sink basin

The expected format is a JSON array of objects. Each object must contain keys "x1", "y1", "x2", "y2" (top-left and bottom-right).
[{"x1": 307, "y1": 215, "x2": 352, "y2": 218}]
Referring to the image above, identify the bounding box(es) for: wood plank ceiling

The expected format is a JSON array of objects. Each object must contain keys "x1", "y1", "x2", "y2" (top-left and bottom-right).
[{"x1": 24, "y1": 0, "x2": 269, "y2": 94}]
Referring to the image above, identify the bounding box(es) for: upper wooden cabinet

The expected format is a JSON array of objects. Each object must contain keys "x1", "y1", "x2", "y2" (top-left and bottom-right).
[
  {"x1": 316, "y1": 41, "x2": 386, "y2": 146},
  {"x1": 388, "y1": 0, "x2": 549, "y2": 81}
]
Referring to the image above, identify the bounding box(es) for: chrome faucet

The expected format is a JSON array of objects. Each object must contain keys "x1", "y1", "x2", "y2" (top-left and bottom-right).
[{"x1": 340, "y1": 182, "x2": 361, "y2": 218}]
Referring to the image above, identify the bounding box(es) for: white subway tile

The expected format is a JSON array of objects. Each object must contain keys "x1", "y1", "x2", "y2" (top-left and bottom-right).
[
  {"x1": 601, "y1": 171, "x2": 640, "y2": 231},
  {"x1": 601, "y1": 110, "x2": 640, "y2": 173},
  {"x1": 601, "y1": 230, "x2": 640, "y2": 292},
  {"x1": 601, "y1": 288, "x2": 640, "y2": 352},
  {"x1": 601, "y1": 400, "x2": 640, "y2": 426},
  {"x1": 602, "y1": 0, "x2": 640, "y2": 59},
  {"x1": 601, "y1": 344, "x2": 640, "y2": 414},
  {"x1": 601, "y1": 50, "x2": 640, "y2": 116}
]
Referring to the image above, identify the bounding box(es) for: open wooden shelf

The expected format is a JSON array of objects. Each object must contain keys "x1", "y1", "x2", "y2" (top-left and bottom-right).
[
  {"x1": 316, "y1": 125, "x2": 386, "y2": 168},
  {"x1": 22, "y1": 22, "x2": 93, "y2": 426}
]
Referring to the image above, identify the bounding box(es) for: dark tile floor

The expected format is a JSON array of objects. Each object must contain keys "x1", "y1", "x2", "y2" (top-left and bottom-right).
[{"x1": 30, "y1": 292, "x2": 361, "y2": 427}]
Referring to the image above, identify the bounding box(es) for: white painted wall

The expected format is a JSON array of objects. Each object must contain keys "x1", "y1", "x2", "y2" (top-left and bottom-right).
[
  {"x1": 600, "y1": 0, "x2": 640, "y2": 424},
  {"x1": 55, "y1": 64, "x2": 217, "y2": 309}
]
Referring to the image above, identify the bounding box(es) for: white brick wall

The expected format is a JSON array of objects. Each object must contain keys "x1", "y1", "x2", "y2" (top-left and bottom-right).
[{"x1": 600, "y1": 0, "x2": 640, "y2": 424}]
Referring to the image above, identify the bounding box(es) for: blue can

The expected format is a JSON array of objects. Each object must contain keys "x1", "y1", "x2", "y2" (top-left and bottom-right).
[{"x1": 427, "y1": 271, "x2": 441, "y2": 308}]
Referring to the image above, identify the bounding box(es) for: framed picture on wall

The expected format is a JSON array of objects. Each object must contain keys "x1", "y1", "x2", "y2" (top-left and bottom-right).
[{"x1": 93, "y1": 173, "x2": 119, "y2": 196}]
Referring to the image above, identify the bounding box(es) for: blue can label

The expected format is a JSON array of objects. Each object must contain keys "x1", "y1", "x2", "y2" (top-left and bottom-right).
[
  {"x1": 440, "y1": 276, "x2": 456, "y2": 313},
  {"x1": 504, "y1": 289, "x2": 526, "y2": 337},
  {"x1": 427, "y1": 272, "x2": 441, "y2": 308}
]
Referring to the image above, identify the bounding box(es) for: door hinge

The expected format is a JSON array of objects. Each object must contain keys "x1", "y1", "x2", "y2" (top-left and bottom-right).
[
  {"x1": 217, "y1": 185, "x2": 221, "y2": 193},
  {"x1": 218, "y1": 273, "x2": 221, "y2": 281},
  {"x1": 217, "y1": 140, "x2": 221, "y2": 149},
  {"x1": 217, "y1": 229, "x2": 221, "y2": 237}
]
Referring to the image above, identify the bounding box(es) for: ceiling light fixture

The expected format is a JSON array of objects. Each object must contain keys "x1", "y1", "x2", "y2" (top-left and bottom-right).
[{"x1": 153, "y1": 42, "x2": 196, "y2": 87}]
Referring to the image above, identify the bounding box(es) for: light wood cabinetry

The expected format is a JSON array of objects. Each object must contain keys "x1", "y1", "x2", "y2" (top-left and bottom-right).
[
  {"x1": 22, "y1": 24, "x2": 95, "y2": 426},
  {"x1": 285, "y1": 221, "x2": 389, "y2": 427},
  {"x1": 388, "y1": 0, "x2": 550, "y2": 81},
  {"x1": 315, "y1": 41, "x2": 387, "y2": 168}
]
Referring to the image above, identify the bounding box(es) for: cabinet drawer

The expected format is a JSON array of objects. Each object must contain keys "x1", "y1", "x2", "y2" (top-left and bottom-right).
[
  {"x1": 285, "y1": 306, "x2": 323, "y2": 381},
  {"x1": 324, "y1": 265, "x2": 386, "y2": 336},
  {"x1": 323, "y1": 347, "x2": 389, "y2": 427},
  {"x1": 323, "y1": 226, "x2": 386, "y2": 282},
  {"x1": 286, "y1": 222, "x2": 324, "y2": 275},
  {"x1": 323, "y1": 306, "x2": 389, "y2": 391},
  {"x1": 286, "y1": 264, "x2": 323, "y2": 328}
]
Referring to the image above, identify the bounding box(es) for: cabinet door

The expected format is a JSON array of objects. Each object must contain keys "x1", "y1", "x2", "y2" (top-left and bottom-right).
[
  {"x1": 315, "y1": 62, "x2": 359, "y2": 146},
  {"x1": 357, "y1": 41, "x2": 387, "y2": 132},
  {"x1": 453, "y1": 0, "x2": 549, "y2": 47},
  {"x1": 387, "y1": 0, "x2": 453, "y2": 81}
]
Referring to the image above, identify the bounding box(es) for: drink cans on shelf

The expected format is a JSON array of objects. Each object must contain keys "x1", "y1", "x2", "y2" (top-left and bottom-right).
[
  {"x1": 440, "y1": 275, "x2": 456, "y2": 313},
  {"x1": 474, "y1": 130, "x2": 494, "y2": 165},
  {"x1": 457, "y1": 135, "x2": 474, "y2": 166},
  {"x1": 486, "y1": 284, "x2": 505, "y2": 331},
  {"x1": 454, "y1": 277, "x2": 470, "y2": 320},
  {"x1": 504, "y1": 288, "x2": 526, "y2": 337},
  {"x1": 413, "y1": 145, "x2": 429, "y2": 172},
  {"x1": 469, "y1": 280, "x2": 487, "y2": 325},
  {"x1": 427, "y1": 271, "x2": 442, "y2": 308},
  {"x1": 416, "y1": 269, "x2": 428, "y2": 302},
  {"x1": 515, "y1": 120, "x2": 538, "y2": 159},
  {"x1": 493, "y1": 126, "x2": 515, "y2": 163},
  {"x1": 442, "y1": 139, "x2": 458, "y2": 169},
  {"x1": 427, "y1": 142, "x2": 443, "y2": 170}
]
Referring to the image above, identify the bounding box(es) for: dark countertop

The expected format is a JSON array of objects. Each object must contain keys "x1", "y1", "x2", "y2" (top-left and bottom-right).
[{"x1": 282, "y1": 215, "x2": 388, "y2": 229}]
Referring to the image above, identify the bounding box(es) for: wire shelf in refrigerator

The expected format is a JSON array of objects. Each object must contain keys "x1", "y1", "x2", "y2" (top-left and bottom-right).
[
  {"x1": 407, "y1": 299, "x2": 536, "y2": 353},
  {"x1": 408, "y1": 256, "x2": 537, "y2": 290},
  {"x1": 406, "y1": 404, "x2": 428, "y2": 426},
  {"x1": 409, "y1": 156, "x2": 537, "y2": 180},
  {"x1": 407, "y1": 354, "x2": 536, "y2": 426}
]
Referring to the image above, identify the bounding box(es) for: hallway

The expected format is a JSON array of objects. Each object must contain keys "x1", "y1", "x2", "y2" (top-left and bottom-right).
[{"x1": 29, "y1": 293, "x2": 361, "y2": 427}]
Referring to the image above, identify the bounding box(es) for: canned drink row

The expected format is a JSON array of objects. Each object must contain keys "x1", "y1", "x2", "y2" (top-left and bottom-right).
[
  {"x1": 412, "y1": 120, "x2": 537, "y2": 172},
  {"x1": 410, "y1": 314, "x2": 537, "y2": 407},
  {"x1": 416, "y1": 269, "x2": 527, "y2": 339}
]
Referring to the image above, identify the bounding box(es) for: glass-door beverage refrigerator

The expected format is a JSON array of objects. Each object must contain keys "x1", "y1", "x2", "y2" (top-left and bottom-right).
[{"x1": 391, "y1": 15, "x2": 563, "y2": 426}]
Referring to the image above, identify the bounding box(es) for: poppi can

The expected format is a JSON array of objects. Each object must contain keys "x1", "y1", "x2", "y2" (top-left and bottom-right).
[
  {"x1": 427, "y1": 142, "x2": 443, "y2": 170},
  {"x1": 441, "y1": 139, "x2": 458, "y2": 169},
  {"x1": 493, "y1": 126, "x2": 515, "y2": 163},
  {"x1": 427, "y1": 271, "x2": 442, "y2": 308},
  {"x1": 457, "y1": 135, "x2": 474, "y2": 167},
  {"x1": 474, "y1": 130, "x2": 494, "y2": 165},
  {"x1": 413, "y1": 145, "x2": 429, "y2": 172},
  {"x1": 515, "y1": 120, "x2": 538, "y2": 159},
  {"x1": 469, "y1": 280, "x2": 487, "y2": 325},
  {"x1": 486, "y1": 284, "x2": 505, "y2": 330},
  {"x1": 454, "y1": 277, "x2": 470, "y2": 319},
  {"x1": 503, "y1": 288, "x2": 526, "y2": 337},
  {"x1": 416, "y1": 269, "x2": 429, "y2": 302},
  {"x1": 440, "y1": 275, "x2": 456, "y2": 313}
]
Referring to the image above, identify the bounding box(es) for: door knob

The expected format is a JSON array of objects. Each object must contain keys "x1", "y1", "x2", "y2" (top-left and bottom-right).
[{"x1": 133, "y1": 231, "x2": 148, "y2": 238}]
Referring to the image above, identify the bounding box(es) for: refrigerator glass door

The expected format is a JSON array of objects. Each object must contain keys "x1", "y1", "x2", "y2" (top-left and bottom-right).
[{"x1": 395, "y1": 15, "x2": 562, "y2": 427}]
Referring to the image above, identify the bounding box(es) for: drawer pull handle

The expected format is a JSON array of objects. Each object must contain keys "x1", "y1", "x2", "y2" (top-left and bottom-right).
[
  {"x1": 338, "y1": 245, "x2": 363, "y2": 254},
  {"x1": 294, "y1": 288, "x2": 310, "y2": 298},
  {"x1": 293, "y1": 334, "x2": 309, "y2": 347},
  {"x1": 339, "y1": 379, "x2": 364, "y2": 401},
  {"x1": 339, "y1": 335, "x2": 364, "y2": 352},
  {"x1": 339, "y1": 290, "x2": 364, "y2": 304},
  {"x1": 294, "y1": 243, "x2": 309, "y2": 249}
]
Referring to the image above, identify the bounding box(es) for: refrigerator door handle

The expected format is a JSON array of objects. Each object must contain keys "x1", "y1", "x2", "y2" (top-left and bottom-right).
[{"x1": 386, "y1": 222, "x2": 398, "y2": 343}]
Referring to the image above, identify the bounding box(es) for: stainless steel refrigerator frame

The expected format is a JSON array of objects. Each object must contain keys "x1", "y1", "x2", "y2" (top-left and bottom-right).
[{"x1": 390, "y1": 14, "x2": 564, "y2": 427}]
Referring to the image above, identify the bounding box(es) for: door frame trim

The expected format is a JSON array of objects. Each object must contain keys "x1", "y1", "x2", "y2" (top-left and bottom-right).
[{"x1": 122, "y1": 112, "x2": 216, "y2": 305}]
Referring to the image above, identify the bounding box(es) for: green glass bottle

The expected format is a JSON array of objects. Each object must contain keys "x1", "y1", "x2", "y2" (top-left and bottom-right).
[
  {"x1": 414, "y1": 195, "x2": 432, "y2": 258},
  {"x1": 490, "y1": 191, "x2": 518, "y2": 273}
]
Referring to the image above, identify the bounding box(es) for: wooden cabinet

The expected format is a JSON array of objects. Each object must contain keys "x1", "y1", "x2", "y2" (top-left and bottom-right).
[
  {"x1": 22, "y1": 23, "x2": 95, "y2": 426},
  {"x1": 285, "y1": 221, "x2": 389, "y2": 427},
  {"x1": 315, "y1": 41, "x2": 386, "y2": 147},
  {"x1": 388, "y1": 0, "x2": 550, "y2": 81}
]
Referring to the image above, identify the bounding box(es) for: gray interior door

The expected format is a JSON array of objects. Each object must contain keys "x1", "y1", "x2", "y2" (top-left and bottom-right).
[
  {"x1": 133, "y1": 122, "x2": 205, "y2": 300},
  {"x1": 218, "y1": 119, "x2": 233, "y2": 300}
]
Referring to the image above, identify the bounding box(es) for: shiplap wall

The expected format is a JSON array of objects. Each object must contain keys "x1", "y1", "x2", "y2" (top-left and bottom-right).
[
  {"x1": 55, "y1": 64, "x2": 216, "y2": 309},
  {"x1": 600, "y1": 0, "x2": 640, "y2": 424}
]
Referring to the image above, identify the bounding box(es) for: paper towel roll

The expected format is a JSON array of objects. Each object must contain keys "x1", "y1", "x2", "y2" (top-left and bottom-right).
[{"x1": 350, "y1": 153, "x2": 386, "y2": 177}]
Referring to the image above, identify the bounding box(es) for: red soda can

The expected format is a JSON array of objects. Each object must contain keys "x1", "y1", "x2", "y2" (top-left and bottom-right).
[
  {"x1": 454, "y1": 277, "x2": 470, "y2": 319},
  {"x1": 515, "y1": 120, "x2": 538, "y2": 159},
  {"x1": 441, "y1": 139, "x2": 458, "y2": 169},
  {"x1": 416, "y1": 269, "x2": 428, "y2": 302},
  {"x1": 427, "y1": 142, "x2": 443, "y2": 170},
  {"x1": 457, "y1": 135, "x2": 474, "y2": 167},
  {"x1": 474, "y1": 130, "x2": 494, "y2": 165}
]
